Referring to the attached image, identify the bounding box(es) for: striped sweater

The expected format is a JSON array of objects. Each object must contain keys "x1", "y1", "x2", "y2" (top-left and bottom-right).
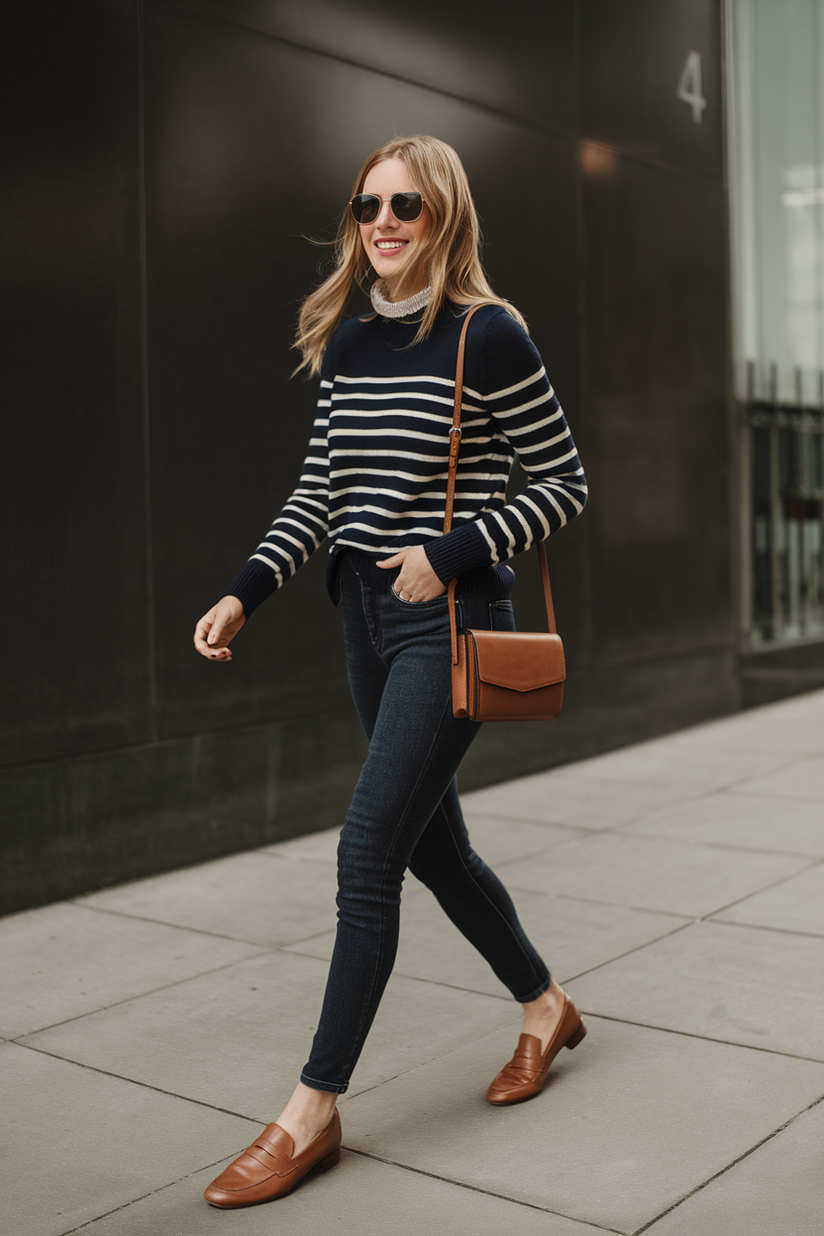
[{"x1": 222, "y1": 302, "x2": 587, "y2": 615}]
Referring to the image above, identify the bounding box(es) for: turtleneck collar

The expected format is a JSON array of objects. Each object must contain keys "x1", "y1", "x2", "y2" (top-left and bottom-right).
[{"x1": 370, "y1": 280, "x2": 433, "y2": 319}]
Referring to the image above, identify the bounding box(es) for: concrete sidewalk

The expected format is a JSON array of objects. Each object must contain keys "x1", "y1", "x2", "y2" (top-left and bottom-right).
[{"x1": 3, "y1": 690, "x2": 824, "y2": 1236}]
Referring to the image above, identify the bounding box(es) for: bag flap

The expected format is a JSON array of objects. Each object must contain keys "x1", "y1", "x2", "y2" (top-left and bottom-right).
[{"x1": 467, "y1": 630, "x2": 566, "y2": 691}]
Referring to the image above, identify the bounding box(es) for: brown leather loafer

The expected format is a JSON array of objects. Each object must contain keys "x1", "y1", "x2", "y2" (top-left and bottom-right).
[
  {"x1": 204, "y1": 1111, "x2": 341, "y2": 1207},
  {"x1": 486, "y1": 994, "x2": 587, "y2": 1105}
]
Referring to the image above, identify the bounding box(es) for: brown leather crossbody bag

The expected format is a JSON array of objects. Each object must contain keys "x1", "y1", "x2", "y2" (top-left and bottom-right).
[{"x1": 446, "y1": 306, "x2": 566, "y2": 722}]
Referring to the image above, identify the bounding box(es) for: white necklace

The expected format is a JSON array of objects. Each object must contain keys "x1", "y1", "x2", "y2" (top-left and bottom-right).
[{"x1": 370, "y1": 281, "x2": 433, "y2": 319}]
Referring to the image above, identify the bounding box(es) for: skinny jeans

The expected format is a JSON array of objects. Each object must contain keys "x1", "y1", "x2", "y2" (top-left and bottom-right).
[{"x1": 300, "y1": 553, "x2": 551, "y2": 1094}]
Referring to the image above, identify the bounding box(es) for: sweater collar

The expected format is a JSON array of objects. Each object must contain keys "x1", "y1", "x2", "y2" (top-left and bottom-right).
[{"x1": 369, "y1": 280, "x2": 433, "y2": 319}]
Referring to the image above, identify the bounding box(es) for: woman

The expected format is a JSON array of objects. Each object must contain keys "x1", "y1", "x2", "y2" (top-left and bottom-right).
[{"x1": 194, "y1": 135, "x2": 588, "y2": 1208}]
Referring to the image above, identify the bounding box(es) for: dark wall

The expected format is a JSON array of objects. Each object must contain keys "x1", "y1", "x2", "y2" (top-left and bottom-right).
[
  {"x1": 4, "y1": 2, "x2": 149, "y2": 767},
  {"x1": 1, "y1": 0, "x2": 736, "y2": 913}
]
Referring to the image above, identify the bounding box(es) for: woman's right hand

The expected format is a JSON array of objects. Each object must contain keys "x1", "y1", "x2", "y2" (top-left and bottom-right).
[{"x1": 193, "y1": 596, "x2": 246, "y2": 662}]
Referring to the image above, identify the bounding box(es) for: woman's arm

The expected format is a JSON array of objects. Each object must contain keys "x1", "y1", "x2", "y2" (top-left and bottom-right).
[{"x1": 424, "y1": 310, "x2": 587, "y2": 584}]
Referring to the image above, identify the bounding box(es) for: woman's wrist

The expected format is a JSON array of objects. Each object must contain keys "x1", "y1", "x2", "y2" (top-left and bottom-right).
[
  {"x1": 219, "y1": 594, "x2": 246, "y2": 619},
  {"x1": 219, "y1": 560, "x2": 278, "y2": 618},
  {"x1": 424, "y1": 523, "x2": 491, "y2": 583}
]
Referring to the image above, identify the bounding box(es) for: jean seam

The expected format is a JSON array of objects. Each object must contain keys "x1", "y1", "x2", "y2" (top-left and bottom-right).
[
  {"x1": 337, "y1": 688, "x2": 459, "y2": 1082},
  {"x1": 359, "y1": 575, "x2": 384, "y2": 658},
  {"x1": 438, "y1": 801, "x2": 550, "y2": 998}
]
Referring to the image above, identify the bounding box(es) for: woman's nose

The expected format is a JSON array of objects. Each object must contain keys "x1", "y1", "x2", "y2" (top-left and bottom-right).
[{"x1": 374, "y1": 200, "x2": 397, "y2": 227}]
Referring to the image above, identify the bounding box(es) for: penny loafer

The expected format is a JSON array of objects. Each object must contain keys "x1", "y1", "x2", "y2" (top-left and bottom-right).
[
  {"x1": 204, "y1": 1110, "x2": 341, "y2": 1207},
  {"x1": 486, "y1": 994, "x2": 587, "y2": 1105}
]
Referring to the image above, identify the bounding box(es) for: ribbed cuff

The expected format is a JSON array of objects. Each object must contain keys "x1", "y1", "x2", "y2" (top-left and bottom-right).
[
  {"x1": 218, "y1": 559, "x2": 279, "y2": 619},
  {"x1": 424, "y1": 522, "x2": 492, "y2": 583}
]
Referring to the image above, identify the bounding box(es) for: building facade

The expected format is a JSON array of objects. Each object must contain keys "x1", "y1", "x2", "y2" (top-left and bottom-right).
[
  {"x1": 3, "y1": 0, "x2": 819, "y2": 912},
  {"x1": 729, "y1": 0, "x2": 824, "y2": 659}
]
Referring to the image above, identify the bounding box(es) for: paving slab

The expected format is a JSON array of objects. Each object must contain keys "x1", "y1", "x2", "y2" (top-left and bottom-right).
[
  {"x1": 76, "y1": 1148, "x2": 609, "y2": 1236},
  {"x1": 7, "y1": 686, "x2": 824, "y2": 1236},
  {"x1": 265, "y1": 814, "x2": 588, "y2": 874},
  {"x1": 462, "y1": 773, "x2": 704, "y2": 829},
  {"x1": 494, "y1": 832, "x2": 811, "y2": 917},
  {"x1": 0, "y1": 1041, "x2": 258, "y2": 1236},
  {"x1": 643, "y1": 1098, "x2": 824, "y2": 1236},
  {"x1": 287, "y1": 886, "x2": 689, "y2": 998},
  {"x1": 340, "y1": 1016, "x2": 824, "y2": 1234},
  {"x1": 544, "y1": 741, "x2": 797, "y2": 792},
  {"x1": 458, "y1": 812, "x2": 594, "y2": 868},
  {"x1": 259, "y1": 824, "x2": 340, "y2": 863},
  {"x1": 0, "y1": 901, "x2": 263, "y2": 1039},
  {"x1": 712, "y1": 861, "x2": 824, "y2": 936},
  {"x1": 748, "y1": 687, "x2": 824, "y2": 721},
  {"x1": 620, "y1": 790, "x2": 824, "y2": 856},
  {"x1": 21, "y1": 949, "x2": 521, "y2": 1113},
  {"x1": 729, "y1": 755, "x2": 824, "y2": 802},
  {"x1": 570, "y1": 919, "x2": 824, "y2": 1059},
  {"x1": 77, "y1": 850, "x2": 340, "y2": 947},
  {"x1": 671, "y1": 713, "x2": 824, "y2": 756}
]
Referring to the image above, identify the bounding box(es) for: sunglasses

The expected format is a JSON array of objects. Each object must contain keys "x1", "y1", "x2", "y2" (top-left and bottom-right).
[{"x1": 349, "y1": 192, "x2": 425, "y2": 225}]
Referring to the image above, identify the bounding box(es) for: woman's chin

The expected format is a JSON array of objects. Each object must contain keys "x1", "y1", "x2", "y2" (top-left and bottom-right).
[{"x1": 374, "y1": 260, "x2": 410, "y2": 284}]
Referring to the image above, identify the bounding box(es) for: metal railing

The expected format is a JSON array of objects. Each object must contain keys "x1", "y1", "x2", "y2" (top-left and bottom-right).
[{"x1": 748, "y1": 365, "x2": 824, "y2": 643}]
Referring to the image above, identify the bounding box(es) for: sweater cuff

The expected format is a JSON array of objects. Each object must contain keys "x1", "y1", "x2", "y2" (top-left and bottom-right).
[
  {"x1": 424, "y1": 522, "x2": 492, "y2": 583},
  {"x1": 219, "y1": 559, "x2": 280, "y2": 618}
]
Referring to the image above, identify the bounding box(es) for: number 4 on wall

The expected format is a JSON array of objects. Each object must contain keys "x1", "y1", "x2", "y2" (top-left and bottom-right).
[{"x1": 677, "y1": 51, "x2": 707, "y2": 122}]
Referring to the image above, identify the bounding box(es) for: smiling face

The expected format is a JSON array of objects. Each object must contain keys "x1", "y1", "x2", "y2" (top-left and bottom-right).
[{"x1": 358, "y1": 157, "x2": 430, "y2": 296}]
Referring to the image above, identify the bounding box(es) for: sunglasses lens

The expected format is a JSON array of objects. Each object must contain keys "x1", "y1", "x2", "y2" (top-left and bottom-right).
[
  {"x1": 351, "y1": 194, "x2": 380, "y2": 224},
  {"x1": 391, "y1": 192, "x2": 423, "y2": 221},
  {"x1": 350, "y1": 192, "x2": 424, "y2": 223}
]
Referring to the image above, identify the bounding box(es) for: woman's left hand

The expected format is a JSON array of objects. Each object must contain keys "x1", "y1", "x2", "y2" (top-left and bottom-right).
[{"x1": 377, "y1": 545, "x2": 447, "y2": 602}]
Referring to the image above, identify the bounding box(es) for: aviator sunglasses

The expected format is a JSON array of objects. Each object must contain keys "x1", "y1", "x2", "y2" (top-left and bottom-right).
[{"x1": 349, "y1": 191, "x2": 426, "y2": 225}]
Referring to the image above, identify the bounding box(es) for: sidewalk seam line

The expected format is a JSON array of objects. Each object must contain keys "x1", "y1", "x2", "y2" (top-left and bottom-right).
[
  {"x1": 67, "y1": 899, "x2": 324, "y2": 947},
  {"x1": 9, "y1": 1040, "x2": 270, "y2": 1120},
  {"x1": 342, "y1": 1147, "x2": 626, "y2": 1231},
  {"x1": 692, "y1": 856, "x2": 824, "y2": 919},
  {"x1": 561, "y1": 920, "x2": 696, "y2": 983},
  {"x1": 632, "y1": 1091, "x2": 824, "y2": 1234},
  {"x1": 9, "y1": 951, "x2": 272, "y2": 1039},
  {"x1": 50, "y1": 1148, "x2": 254, "y2": 1236},
  {"x1": 573, "y1": 1012, "x2": 824, "y2": 1063},
  {"x1": 701, "y1": 916, "x2": 824, "y2": 942}
]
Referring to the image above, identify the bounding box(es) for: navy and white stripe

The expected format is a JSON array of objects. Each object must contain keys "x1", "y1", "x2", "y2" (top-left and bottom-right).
[{"x1": 222, "y1": 304, "x2": 587, "y2": 616}]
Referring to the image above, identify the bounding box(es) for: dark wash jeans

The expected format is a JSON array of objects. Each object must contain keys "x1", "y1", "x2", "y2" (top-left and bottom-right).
[{"x1": 300, "y1": 553, "x2": 551, "y2": 1094}]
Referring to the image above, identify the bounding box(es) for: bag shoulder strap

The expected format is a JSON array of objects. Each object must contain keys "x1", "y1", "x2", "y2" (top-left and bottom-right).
[
  {"x1": 444, "y1": 305, "x2": 483, "y2": 535},
  {"x1": 444, "y1": 306, "x2": 557, "y2": 665}
]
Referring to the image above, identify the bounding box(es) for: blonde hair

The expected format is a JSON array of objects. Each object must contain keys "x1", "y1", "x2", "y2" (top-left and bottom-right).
[{"x1": 293, "y1": 135, "x2": 527, "y2": 376}]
